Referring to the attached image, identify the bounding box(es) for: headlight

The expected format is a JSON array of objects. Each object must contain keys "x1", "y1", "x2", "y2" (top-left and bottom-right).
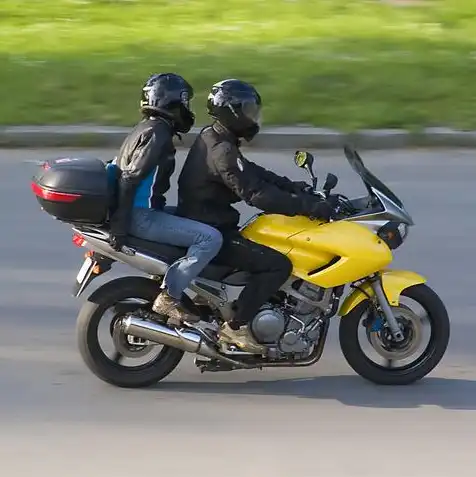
[
  {"x1": 397, "y1": 222, "x2": 409, "y2": 241},
  {"x1": 377, "y1": 221, "x2": 408, "y2": 250}
]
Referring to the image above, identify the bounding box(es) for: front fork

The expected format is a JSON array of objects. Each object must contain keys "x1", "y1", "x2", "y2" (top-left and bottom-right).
[{"x1": 370, "y1": 275, "x2": 405, "y2": 342}]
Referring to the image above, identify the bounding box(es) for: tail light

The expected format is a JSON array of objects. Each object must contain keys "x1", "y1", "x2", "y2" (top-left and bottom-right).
[
  {"x1": 72, "y1": 233, "x2": 86, "y2": 247},
  {"x1": 31, "y1": 182, "x2": 80, "y2": 203}
]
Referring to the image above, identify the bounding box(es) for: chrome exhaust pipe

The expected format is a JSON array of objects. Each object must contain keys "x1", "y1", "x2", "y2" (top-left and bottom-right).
[{"x1": 122, "y1": 315, "x2": 249, "y2": 367}]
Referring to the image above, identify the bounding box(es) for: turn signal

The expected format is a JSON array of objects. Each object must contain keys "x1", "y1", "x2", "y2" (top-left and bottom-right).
[
  {"x1": 72, "y1": 233, "x2": 86, "y2": 247},
  {"x1": 377, "y1": 222, "x2": 403, "y2": 250}
]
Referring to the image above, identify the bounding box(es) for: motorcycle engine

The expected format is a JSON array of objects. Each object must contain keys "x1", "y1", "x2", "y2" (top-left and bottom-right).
[
  {"x1": 251, "y1": 282, "x2": 327, "y2": 355},
  {"x1": 251, "y1": 307, "x2": 287, "y2": 344}
]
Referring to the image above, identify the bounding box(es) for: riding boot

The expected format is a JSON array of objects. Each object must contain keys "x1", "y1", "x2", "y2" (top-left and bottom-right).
[
  {"x1": 152, "y1": 289, "x2": 200, "y2": 327},
  {"x1": 219, "y1": 322, "x2": 266, "y2": 354}
]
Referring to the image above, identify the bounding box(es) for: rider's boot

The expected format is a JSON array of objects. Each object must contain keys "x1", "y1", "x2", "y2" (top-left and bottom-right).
[
  {"x1": 152, "y1": 289, "x2": 200, "y2": 327},
  {"x1": 219, "y1": 322, "x2": 266, "y2": 354}
]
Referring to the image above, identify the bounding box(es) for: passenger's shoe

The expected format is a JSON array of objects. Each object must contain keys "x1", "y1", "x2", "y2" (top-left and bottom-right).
[
  {"x1": 152, "y1": 290, "x2": 200, "y2": 327},
  {"x1": 219, "y1": 323, "x2": 266, "y2": 354}
]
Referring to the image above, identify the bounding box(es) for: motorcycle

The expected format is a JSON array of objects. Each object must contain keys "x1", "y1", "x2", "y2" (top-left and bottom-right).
[{"x1": 31, "y1": 146, "x2": 450, "y2": 388}]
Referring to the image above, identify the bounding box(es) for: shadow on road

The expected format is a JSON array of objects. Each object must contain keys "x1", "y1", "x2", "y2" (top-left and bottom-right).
[{"x1": 155, "y1": 375, "x2": 476, "y2": 410}]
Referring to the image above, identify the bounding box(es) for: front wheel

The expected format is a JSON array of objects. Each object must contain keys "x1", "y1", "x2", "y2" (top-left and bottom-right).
[
  {"x1": 76, "y1": 276, "x2": 184, "y2": 388},
  {"x1": 339, "y1": 284, "x2": 450, "y2": 385}
]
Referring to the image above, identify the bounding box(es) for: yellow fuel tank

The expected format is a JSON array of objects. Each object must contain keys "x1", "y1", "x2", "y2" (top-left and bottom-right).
[{"x1": 241, "y1": 214, "x2": 392, "y2": 288}]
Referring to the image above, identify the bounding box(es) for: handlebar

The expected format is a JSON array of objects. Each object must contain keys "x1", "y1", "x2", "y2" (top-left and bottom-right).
[
  {"x1": 331, "y1": 194, "x2": 357, "y2": 218},
  {"x1": 302, "y1": 185, "x2": 356, "y2": 219}
]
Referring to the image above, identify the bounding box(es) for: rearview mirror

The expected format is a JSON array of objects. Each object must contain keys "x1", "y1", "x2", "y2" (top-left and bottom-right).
[
  {"x1": 294, "y1": 151, "x2": 314, "y2": 169},
  {"x1": 323, "y1": 173, "x2": 338, "y2": 198},
  {"x1": 323, "y1": 173, "x2": 338, "y2": 192},
  {"x1": 294, "y1": 151, "x2": 317, "y2": 191}
]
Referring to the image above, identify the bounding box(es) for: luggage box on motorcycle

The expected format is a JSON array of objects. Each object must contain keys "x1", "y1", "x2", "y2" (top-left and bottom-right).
[{"x1": 31, "y1": 157, "x2": 113, "y2": 225}]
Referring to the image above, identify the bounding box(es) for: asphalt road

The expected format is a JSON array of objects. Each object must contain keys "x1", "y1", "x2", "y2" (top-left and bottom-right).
[{"x1": 1, "y1": 147, "x2": 476, "y2": 476}]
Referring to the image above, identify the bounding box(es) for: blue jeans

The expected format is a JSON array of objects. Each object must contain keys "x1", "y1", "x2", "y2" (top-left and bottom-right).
[{"x1": 129, "y1": 207, "x2": 223, "y2": 299}]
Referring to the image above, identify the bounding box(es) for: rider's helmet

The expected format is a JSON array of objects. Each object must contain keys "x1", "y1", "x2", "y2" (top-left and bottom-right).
[
  {"x1": 140, "y1": 73, "x2": 195, "y2": 133},
  {"x1": 207, "y1": 79, "x2": 262, "y2": 142}
]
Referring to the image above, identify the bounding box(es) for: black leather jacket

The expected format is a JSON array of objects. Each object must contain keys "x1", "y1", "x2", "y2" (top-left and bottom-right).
[
  {"x1": 176, "y1": 122, "x2": 321, "y2": 231},
  {"x1": 110, "y1": 117, "x2": 176, "y2": 236}
]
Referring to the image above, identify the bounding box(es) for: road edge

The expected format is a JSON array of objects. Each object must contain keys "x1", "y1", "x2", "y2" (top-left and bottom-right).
[{"x1": 2, "y1": 125, "x2": 476, "y2": 149}]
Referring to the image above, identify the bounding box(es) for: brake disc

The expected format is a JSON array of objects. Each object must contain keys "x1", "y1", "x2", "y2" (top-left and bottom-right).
[{"x1": 368, "y1": 306, "x2": 423, "y2": 361}]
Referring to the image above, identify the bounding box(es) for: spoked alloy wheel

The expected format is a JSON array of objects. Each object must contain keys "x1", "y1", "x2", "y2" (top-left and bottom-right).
[
  {"x1": 76, "y1": 276, "x2": 184, "y2": 388},
  {"x1": 339, "y1": 284, "x2": 450, "y2": 385}
]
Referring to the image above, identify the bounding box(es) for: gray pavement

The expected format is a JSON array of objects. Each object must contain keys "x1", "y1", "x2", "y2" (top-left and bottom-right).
[{"x1": 1, "y1": 148, "x2": 476, "y2": 476}]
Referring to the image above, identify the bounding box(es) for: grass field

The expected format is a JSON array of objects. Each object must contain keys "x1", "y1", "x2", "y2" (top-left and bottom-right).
[{"x1": 1, "y1": 0, "x2": 476, "y2": 130}]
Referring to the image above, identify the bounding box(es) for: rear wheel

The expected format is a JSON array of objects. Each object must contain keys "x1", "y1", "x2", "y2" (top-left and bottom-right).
[
  {"x1": 76, "y1": 276, "x2": 184, "y2": 388},
  {"x1": 339, "y1": 284, "x2": 450, "y2": 385}
]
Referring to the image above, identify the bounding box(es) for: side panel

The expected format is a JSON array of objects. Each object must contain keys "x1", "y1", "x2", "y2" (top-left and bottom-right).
[
  {"x1": 289, "y1": 222, "x2": 393, "y2": 288},
  {"x1": 338, "y1": 269, "x2": 427, "y2": 316},
  {"x1": 241, "y1": 215, "x2": 393, "y2": 288},
  {"x1": 241, "y1": 214, "x2": 312, "y2": 257},
  {"x1": 242, "y1": 214, "x2": 341, "y2": 272}
]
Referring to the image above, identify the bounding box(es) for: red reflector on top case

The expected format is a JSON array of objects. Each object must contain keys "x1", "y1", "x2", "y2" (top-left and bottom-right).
[{"x1": 31, "y1": 182, "x2": 80, "y2": 203}]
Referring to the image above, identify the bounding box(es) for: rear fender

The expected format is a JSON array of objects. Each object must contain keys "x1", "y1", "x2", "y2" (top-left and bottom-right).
[{"x1": 339, "y1": 270, "x2": 427, "y2": 317}]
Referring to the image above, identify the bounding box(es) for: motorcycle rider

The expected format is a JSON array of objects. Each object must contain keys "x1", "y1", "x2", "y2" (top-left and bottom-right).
[
  {"x1": 108, "y1": 73, "x2": 223, "y2": 327},
  {"x1": 176, "y1": 78, "x2": 333, "y2": 353}
]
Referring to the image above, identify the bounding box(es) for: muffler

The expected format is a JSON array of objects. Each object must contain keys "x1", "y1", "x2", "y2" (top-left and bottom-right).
[{"x1": 122, "y1": 315, "x2": 248, "y2": 367}]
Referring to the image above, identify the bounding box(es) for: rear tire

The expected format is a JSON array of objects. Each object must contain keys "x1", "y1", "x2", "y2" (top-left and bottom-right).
[
  {"x1": 339, "y1": 284, "x2": 450, "y2": 385},
  {"x1": 76, "y1": 276, "x2": 184, "y2": 388}
]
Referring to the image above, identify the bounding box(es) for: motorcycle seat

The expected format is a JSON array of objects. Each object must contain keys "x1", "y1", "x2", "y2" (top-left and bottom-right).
[{"x1": 127, "y1": 235, "x2": 249, "y2": 285}]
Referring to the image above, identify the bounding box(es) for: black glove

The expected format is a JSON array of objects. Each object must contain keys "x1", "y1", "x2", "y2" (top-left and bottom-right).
[
  {"x1": 326, "y1": 194, "x2": 340, "y2": 210},
  {"x1": 306, "y1": 199, "x2": 334, "y2": 221},
  {"x1": 292, "y1": 181, "x2": 310, "y2": 193},
  {"x1": 108, "y1": 204, "x2": 129, "y2": 251},
  {"x1": 109, "y1": 232, "x2": 127, "y2": 251}
]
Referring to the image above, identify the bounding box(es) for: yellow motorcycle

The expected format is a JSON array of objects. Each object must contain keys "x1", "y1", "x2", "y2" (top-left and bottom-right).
[{"x1": 32, "y1": 146, "x2": 450, "y2": 388}]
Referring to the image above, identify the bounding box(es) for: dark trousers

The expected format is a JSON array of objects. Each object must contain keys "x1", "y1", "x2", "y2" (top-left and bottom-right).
[{"x1": 214, "y1": 231, "x2": 293, "y2": 327}]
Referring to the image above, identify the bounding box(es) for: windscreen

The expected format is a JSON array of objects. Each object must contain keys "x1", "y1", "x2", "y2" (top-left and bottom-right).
[{"x1": 343, "y1": 147, "x2": 403, "y2": 208}]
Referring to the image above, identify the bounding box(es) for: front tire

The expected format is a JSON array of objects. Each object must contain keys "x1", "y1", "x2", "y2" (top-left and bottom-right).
[
  {"x1": 339, "y1": 284, "x2": 450, "y2": 385},
  {"x1": 76, "y1": 276, "x2": 184, "y2": 388}
]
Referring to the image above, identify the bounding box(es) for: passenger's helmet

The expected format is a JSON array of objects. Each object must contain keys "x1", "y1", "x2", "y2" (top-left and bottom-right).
[
  {"x1": 207, "y1": 79, "x2": 262, "y2": 141},
  {"x1": 140, "y1": 73, "x2": 195, "y2": 133}
]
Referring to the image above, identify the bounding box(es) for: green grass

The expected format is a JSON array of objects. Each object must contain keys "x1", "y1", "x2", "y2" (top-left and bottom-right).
[{"x1": 1, "y1": 0, "x2": 476, "y2": 130}]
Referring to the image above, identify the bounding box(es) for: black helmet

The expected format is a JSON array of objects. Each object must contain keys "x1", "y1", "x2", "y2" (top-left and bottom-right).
[
  {"x1": 207, "y1": 79, "x2": 262, "y2": 141},
  {"x1": 140, "y1": 73, "x2": 195, "y2": 133}
]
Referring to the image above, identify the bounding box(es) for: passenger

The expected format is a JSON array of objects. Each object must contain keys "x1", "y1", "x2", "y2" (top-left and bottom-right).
[{"x1": 108, "y1": 73, "x2": 223, "y2": 327}]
